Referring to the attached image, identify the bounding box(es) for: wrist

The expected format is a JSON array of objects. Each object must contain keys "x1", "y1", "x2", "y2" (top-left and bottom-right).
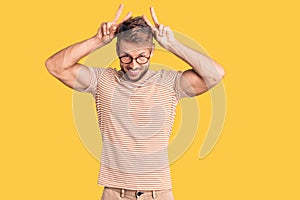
[
  {"x1": 91, "y1": 35, "x2": 105, "y2": 49},
  {"x1": 165, "y1": 39, "x2": 180, "y2": 53}
]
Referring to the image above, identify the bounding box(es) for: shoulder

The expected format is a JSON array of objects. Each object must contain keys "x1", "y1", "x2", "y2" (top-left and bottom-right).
[
  {"x1": 87, "y1": 67, "x2": 118, "y2": 80},
  {"x1": 152, "y1": 69, "x2": 191, "y2": 100},
  {"x1": 152, "y1": 69, "x2": 182, "y2": 82},
  {"x1": 88, "y1": 66, "x2": 112, "y2": 74}
]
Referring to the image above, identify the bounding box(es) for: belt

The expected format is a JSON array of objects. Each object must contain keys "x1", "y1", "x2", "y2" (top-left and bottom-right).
[{"x1": 105, "y1": 186, "x2": 170, "y2": 199}]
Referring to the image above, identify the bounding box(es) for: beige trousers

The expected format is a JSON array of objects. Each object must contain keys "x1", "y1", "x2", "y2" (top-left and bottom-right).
[{"x1": 101, "y1": 187, "x2": 174, "y2": 200}]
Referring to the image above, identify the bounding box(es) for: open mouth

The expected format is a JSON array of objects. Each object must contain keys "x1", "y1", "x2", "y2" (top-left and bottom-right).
[{"x1": 128, "y1": 69, "x2": 139, "y2": 77}]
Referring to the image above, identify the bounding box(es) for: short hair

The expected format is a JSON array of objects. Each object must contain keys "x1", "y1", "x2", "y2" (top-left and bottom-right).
[{"x1": 116, "y1": 16, "x2": 153, "y2": 52}]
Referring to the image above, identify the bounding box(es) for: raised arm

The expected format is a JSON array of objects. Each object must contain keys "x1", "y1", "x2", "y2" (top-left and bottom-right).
[
  {"x1": 143, "y1": 6, "x2": 225, "y2": 97},
  {"x1": 45, "y1": 4, "x2": 131, "y2": 91}
]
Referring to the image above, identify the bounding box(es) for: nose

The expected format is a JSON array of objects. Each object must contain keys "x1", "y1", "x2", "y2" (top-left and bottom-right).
[{"x1": 128, "y1": 59, "x2": 139, "y2": 69}]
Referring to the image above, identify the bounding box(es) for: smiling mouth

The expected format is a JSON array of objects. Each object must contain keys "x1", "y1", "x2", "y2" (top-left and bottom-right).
[{"x1": 128, "y1": 69, "x2": 139, "y2": 76}]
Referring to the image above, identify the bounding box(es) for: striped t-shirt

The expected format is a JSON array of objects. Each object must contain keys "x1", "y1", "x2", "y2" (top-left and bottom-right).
[{"x1": 80, "y1": 66, "x2": 190, "y2": 190}]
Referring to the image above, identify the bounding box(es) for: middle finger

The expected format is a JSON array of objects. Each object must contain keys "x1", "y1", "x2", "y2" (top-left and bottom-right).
[{"x1": 119, "y1": 11, "x2": 132, "y2": 24}]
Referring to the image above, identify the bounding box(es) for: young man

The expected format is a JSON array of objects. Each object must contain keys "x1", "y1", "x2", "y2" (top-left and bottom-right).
[{"x1": 45, "y1": 4, "x2": 225, "y2": 200}]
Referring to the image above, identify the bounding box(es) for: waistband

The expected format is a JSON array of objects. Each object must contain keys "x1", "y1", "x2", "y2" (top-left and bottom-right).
[{"x1": 104, "y1": 186, "x2": 171, "y2": 199}]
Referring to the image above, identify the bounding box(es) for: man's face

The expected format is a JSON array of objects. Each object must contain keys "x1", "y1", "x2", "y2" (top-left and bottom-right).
[{"x1": 117, "y1": 40, "x2": 153, "y2": 82}]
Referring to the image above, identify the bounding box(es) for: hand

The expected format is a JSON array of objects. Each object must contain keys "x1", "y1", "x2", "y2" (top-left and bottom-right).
[
  {"x1": 142, "y1": 6, "x2": 176, "y2": 50},
  {"x1": 96, "y1": 4, "x2": 132, "y2": 45}
]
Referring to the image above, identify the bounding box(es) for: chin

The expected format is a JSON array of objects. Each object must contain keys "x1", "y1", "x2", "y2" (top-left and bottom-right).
[{"x1": 126, "y1": 74, "x2": 142, "y2": 82}]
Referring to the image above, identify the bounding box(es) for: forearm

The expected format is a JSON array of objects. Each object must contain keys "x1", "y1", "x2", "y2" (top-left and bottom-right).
[
  {"x1": 167, "y1": 40, "x2": 225, "y2": 85},
  {"x1": 45, "y1": 35, "x2": 104, "y2": 74}
]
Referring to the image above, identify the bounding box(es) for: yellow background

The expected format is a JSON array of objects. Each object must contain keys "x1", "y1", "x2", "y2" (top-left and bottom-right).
[{"x1": 1, "y1": 0, "x2": 299, "y2": 199}]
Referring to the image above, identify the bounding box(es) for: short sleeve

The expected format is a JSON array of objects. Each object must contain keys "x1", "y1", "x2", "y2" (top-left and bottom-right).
[
  {"x1": 77, "y1": 67, "x2": 105, "y2": 96},
  {"x1": 174, "y1": 71, "x2": 192, "y2": 100}
]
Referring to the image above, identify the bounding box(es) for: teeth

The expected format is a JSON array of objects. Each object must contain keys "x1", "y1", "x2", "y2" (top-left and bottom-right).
[{"x1": 128, "y1": 69, "x2": 139, "y2": 76}]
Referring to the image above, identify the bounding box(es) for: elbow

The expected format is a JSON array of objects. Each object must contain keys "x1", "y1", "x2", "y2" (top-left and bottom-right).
[
  {"x1": 211, "y1": 60, "x2": 225, "y2": 82},
  {"x1": 215, "y1": 62, "x2": 225, "y2": 82},
  {"x1": 213, "y1": 67, "x2": 225, "y2": 83},
  {"x1": 45, "y1": 58, "x2": 55, "y2": 74},
  {"x1": 219, "y1": 67, "x2": 225, "y2": 80},
  {"x1": 45, "y1": 57, "x2": 60, "y2": 77},
  {"x1": 208, "y1": 68, "x2": 225, "y2": 88}
]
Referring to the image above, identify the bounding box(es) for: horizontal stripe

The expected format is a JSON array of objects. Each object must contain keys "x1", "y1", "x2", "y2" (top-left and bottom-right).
[{"x1": 81, "y1": 67, "x2": 188, "y2": 190}]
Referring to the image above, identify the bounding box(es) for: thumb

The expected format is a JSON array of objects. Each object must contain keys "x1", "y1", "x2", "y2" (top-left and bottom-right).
[
  {"x1": 110, "y1": 25, "x2": 118, "y2": 35},
  {"x1": 152, "y1": 28, "x2": 160, "y2": 38}
]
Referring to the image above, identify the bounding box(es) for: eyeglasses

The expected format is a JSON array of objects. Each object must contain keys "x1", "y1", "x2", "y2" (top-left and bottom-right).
[{"x1": 119, "y1": 51, "x2": 151, "y2": 65}]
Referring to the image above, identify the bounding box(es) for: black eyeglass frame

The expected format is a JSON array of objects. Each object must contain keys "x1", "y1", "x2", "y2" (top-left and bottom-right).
[{"x1": 118, "y1": 50, "x2": 152, "y2": 65}]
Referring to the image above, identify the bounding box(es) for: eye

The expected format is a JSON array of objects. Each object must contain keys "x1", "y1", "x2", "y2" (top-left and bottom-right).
[
  {"x1": 136, "y1": 56, "x2": 149, "y2": 64},
  {"x1": 120, "y1": 55, "x2": 132, "y2": 64},
  {"x1": 121, "y1": 55, "x2": 131, "y2": 60},
  {"x1": 139, "y1": 52, "x2": 148, "y2": 57}
]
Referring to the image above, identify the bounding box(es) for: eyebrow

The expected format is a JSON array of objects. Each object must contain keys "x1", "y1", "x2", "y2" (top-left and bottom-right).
[
  {"x1": 138, "y1": 52, "x2": 147, "y2": 56},
  {"x1": 120, "y1": 51, "x2": 148, "y2": 57}
]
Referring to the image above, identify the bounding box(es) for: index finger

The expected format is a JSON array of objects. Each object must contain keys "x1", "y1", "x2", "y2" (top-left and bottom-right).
[
  {"x1": 119, "y1": 11, "x2": 132, "y2": 24},
  {"x1": 142, "y1": 14, "x2": 154, "y2": 27},
  {"x1": 150, "y1": 6, "x2": 159, "y2": 26},
  {"x1": 112, "y1": 4, "x2": 124, "y2": 22}
]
